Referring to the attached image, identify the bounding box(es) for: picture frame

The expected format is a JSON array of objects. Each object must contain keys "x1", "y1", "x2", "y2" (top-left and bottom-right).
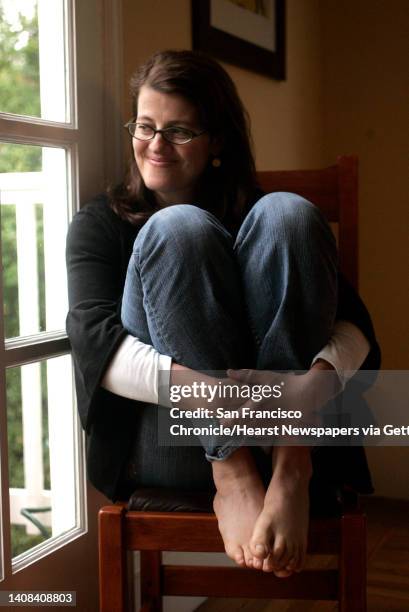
[{"x1": 191, "y1": 0, "x2": 286, "y2": 80}]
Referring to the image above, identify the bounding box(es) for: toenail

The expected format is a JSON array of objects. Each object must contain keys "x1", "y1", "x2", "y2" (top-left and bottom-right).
[{"x1": 255, "y1": 544, "x2": 265, "y2": 554}]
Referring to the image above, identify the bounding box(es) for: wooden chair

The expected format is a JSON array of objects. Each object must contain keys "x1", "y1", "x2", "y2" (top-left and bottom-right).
[{"x1": 99, "y1": 155, "x2": 367, "y2": 612}]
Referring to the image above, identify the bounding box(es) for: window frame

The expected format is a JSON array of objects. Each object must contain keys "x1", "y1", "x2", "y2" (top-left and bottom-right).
[{"x1": 0, "y1": 0, "x2": 123, "y2": 582}]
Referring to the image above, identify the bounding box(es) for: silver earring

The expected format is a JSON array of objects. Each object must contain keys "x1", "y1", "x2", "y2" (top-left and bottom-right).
[{"x1": 212, "y1": 157, "x2": 221, "y2": 168}]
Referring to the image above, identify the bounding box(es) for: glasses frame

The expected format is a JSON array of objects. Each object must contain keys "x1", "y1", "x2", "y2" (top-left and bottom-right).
[{"x1": 124, "y1": 121, "x2": 207, "y2": 145}]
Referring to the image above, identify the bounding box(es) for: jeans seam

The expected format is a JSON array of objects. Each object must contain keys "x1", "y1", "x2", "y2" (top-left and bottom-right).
[{"x1": 136, "y1": 248, "x2": 184, "y2": 365}]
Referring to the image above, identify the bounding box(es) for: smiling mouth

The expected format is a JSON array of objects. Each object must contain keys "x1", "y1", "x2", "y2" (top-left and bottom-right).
[{"x1": 147, "y1": 157, "x2": 176, "y2": 166}]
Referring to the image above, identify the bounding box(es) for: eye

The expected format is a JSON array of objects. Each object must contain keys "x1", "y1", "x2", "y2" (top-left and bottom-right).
[
  {"x1": 135, "y1": 123, "x2": 154, "y2": 135},
  {"x1": 164, "y1": 127, "x2": 192, "y2": 143},
  {"x1": 166, "y1": 127, "x2": 189, "y2": 136}
]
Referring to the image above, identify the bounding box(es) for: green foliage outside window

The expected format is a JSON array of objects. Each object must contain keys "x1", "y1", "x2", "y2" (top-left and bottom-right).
[
  {"x1": 0, "y1": 4, "x2": 41, "y2": 171},
  {"x1": 0, "y1": 4, "x2": 40, "y2": 115},
  {"x1": 1, "y1": 4, "x2": 52, "y2": 555}
]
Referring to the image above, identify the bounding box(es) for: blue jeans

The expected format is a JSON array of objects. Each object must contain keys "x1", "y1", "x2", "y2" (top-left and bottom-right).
[{"x1": 119, "y1": 194, "x2": 337, "y2": 489}]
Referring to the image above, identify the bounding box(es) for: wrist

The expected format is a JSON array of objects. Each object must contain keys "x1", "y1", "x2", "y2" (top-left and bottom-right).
[
  {"x1": 311, "y1": 358, "x2": 335, "y2": 371},
  {"x1": 305, "y1": 361, "x2": 342, "y2": 409}
]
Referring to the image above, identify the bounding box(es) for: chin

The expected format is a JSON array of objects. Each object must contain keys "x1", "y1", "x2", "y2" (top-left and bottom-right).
[{"x1": 144, "y1": 179, "x2": 173, "y2": 194}]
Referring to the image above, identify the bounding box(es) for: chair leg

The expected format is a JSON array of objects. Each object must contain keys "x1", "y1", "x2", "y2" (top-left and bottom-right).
[
  {"x1": 140, "y1": 551, "x2": 162, "y2": 612},
  {"x1": 99, "y1": 505, "x2": 128, "y2": 612},
  {"x1": 339, "y1": 512, "x2": 367, "y2": 612}
]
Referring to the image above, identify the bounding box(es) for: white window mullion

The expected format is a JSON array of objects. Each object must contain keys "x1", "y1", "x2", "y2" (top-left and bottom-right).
[
  {"x1": 47, "y1": 355, "x2": 76, "y2": 536},
  {"x1": 15, "y1": 200, "x2": 40, "y2": 336},
  {"x1": 42, "y1": 146, "x2": 69, "y2": 329},
  {"x1": 20, "y1": 363, "x2": 44, "y2": 524}
]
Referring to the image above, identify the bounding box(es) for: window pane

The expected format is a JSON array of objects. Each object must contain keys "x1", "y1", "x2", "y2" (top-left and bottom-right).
[
  {"x1": 7, "y1": 354, "x2": 77, "y2": 559},
  {"x1": 0, "y1": 142, "x2": 69, "y2": 338},
  {"x1": 0, "y1": 0, "x2": 69, "y2": 122}
]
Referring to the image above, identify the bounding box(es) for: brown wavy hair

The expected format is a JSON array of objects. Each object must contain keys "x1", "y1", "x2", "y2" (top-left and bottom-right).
[{"x1": 109, "y1": 49, "x2": 257, "y2": 228}]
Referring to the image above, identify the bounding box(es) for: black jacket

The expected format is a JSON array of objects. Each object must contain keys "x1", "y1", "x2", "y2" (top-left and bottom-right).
[{"x1": 66, "y1": 194, "x2": 381, "y2": 500}]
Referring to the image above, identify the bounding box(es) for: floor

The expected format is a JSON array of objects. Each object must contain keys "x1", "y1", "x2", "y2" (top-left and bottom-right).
[{"x1": 195, "y1": 496, "x2": 409, "y2": 611}]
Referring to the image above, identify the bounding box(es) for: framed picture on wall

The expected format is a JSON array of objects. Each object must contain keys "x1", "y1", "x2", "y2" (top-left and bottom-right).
[{"x1": 191, "y1": 0, "x2": 286, "y2": 80}]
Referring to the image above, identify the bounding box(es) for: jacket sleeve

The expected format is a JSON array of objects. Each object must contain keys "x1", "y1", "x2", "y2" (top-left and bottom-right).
[
  {"x1": 336, "y1": 271, "x2": 381, "y2": 384},
  {"x1": 66, "y1": 204, "x2": 128, "y2": 432}
]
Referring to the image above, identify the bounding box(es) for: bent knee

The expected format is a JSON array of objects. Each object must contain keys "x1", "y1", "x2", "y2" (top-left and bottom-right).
[
  {"x1": 254, "y1": 191, "x2": 316, "y2": 219},
  {"x1": 134, "y1": 204, "x2": 230, "y2": 255},
  {"x1": 251, "y1": 192, "x2": 329, "y2": 236},
  {"x1": 147, "y1": 203, "x2": 207, "y2": 232}
]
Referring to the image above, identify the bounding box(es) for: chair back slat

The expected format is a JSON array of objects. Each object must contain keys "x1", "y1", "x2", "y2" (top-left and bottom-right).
[{"x1": 257, "y1": 166, "x2": 339, "y2": 221}]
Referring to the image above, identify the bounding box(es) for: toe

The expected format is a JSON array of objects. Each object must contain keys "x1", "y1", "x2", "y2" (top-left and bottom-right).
[
  {"x1": 283, "y1": 542, "x2": 298, "y2": 569},
  {"x1": 226, "y1": 543, "x2": 245, "y2": 567},
  {"x1": 271, "y1": 534, "x2": 287, "y2": 567},
  {"x1": 252, "y1": 556, "x2": 264, "y2": 570},
  {"x1": 279, "y1": 542, "x2": 296, "y2": 571},
  {"x1": 285, "y1": 555, "x2": 298, "y2": 573},
  {"x1": 235, "y1": 553, "x2": 246, "y2": 567},
  {"x1": 249, "y1": 540, "x2": 270, "y2": 559},
  {"x1": 262, "y1": 554, "x2": 275, "y2": 573},
  {"x1": 250, "y1": 514, "x2": 273, "y2": 559},
  {"x1": 234, "y1": 552, "x2": 246, "y2": 567},
  {"x1": 243, "y1": 546, "x2": 254, "y2": 569},
  {"x1": 295, "y1": 545, "x2": 306, "y2": 573}
]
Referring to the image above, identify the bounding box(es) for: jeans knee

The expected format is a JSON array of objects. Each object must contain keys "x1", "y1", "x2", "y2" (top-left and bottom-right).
[
  {"x1": 248, "y1": 192, "x2": 333, "y2": 243},
  {"x1": 133, "y1": 204, "x2": 231, "y2": 259},
  {"x1": 255, "y1": 191, "x2": 315, "y2": 223}
]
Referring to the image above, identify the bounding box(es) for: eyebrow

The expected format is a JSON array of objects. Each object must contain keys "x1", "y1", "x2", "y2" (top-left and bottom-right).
[{"x1": 136, "y1": 115, "x2": 196, "y2": 128}]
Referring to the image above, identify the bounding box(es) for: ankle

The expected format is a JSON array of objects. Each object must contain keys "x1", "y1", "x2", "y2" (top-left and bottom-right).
[
  {"x1": 273, "y1": 447, "x2": 313, "y2": 482},
  {"x1": 212, "y1": 447, "x2": 256, "y2": 487}
]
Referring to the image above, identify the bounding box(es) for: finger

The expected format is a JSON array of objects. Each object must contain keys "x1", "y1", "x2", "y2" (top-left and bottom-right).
[
  {"x1": 218, "y1": 402, "x2": 254, "y2": 426},
  {"x1": 226, "y1": 368, "x2": 256, "y2": 383}
]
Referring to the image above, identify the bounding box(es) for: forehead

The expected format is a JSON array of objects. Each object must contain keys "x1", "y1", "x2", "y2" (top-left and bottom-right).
[{"x1": 137, "y1": 86, "x2": 199, "y2": 123}]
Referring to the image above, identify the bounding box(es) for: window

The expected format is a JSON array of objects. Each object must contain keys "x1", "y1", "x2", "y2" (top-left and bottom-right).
[
  {"x1": 0, "y1": 0, "x2": 83, "y2": 575},
  {"x1": 0, "y1": 1, "x2": 122, "y2": 596}
]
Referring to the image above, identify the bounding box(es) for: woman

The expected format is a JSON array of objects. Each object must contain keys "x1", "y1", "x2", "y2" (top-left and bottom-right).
[{"x1": 66, "y1": 50, "x2": 380, "y2": 577}]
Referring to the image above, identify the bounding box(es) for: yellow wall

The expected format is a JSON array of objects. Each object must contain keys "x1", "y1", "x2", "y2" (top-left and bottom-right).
[
  {"x1": 321, "y1": 0, "x2": 409, "y2": 498},
  {"x1": 121, "y1": 0, "x2": 409, "y2": 497}
]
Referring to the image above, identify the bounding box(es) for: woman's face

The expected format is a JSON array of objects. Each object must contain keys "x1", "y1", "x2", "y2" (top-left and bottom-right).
[{"x1": 133, "y1": 86, "x2": 217, "y2": 206}]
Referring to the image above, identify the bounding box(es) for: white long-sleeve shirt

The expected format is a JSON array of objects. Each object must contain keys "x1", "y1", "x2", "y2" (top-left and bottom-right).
[{"x1": 101, "y1": 320, "x2": 370, "y2": 403}]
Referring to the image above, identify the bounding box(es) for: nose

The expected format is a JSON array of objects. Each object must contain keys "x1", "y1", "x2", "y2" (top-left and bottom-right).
[{"x1": 149, "y1": 131, "x2": 172, "y2": 151}]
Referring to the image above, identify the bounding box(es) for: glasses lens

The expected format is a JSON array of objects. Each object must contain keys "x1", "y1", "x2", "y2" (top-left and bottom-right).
[
  {"x1": 132, "y1": 124, "x2": 155, "y2": 140},
  {"x1": 164, "y1": 128, "x2": 192, "y2": 144}
]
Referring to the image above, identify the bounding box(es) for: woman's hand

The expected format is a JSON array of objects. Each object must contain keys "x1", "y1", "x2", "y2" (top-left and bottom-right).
[
  {"x1": 221, "y1": 361, "x2": 342, "y2": 429},
  {"x1": 168, "y1": 360, "x2": 342, "y2": 433}
]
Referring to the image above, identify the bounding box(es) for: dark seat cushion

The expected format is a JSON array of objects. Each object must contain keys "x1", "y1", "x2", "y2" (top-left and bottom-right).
[
  {"x1": 127, "y1": 482, "x2": 358, "y2": 516},
  {"x1": 127, "y1": 487, "x2": 214, "y2": 513}
]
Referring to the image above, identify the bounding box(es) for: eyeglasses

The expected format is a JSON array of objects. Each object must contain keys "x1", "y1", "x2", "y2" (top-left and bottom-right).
[{"x1": 124, "y1": 121, "x2": 207, "y2": 145}]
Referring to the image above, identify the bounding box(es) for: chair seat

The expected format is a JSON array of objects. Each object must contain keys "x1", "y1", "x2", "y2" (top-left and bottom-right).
[
  {"x1": 127, "y1": 487, "x2": 214, "y2": 513},
  {"x1": 127, "y1": 482, "x2": 357, "y2": 516}
]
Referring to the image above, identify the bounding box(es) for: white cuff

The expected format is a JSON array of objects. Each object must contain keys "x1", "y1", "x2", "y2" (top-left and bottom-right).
[
  {"x1": 101, "y1": 334, "x2": 172, "y2": 404},
  {"x1": 311, "y1": 320, "x2": 370, "y2": 388}
]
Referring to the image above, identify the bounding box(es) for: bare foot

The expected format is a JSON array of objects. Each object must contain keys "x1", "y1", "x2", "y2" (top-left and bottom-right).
[
  {"x1": 249, "y1": 447, "x2": 312, "y2": 577},
  {"x1": 212, "y1": 447, "x2": 265, "y2": 568}
]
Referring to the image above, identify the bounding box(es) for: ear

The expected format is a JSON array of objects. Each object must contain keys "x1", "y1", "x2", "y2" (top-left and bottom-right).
[{"x1": 210, "y1": 135, "x2": 224, "y2": 157}]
